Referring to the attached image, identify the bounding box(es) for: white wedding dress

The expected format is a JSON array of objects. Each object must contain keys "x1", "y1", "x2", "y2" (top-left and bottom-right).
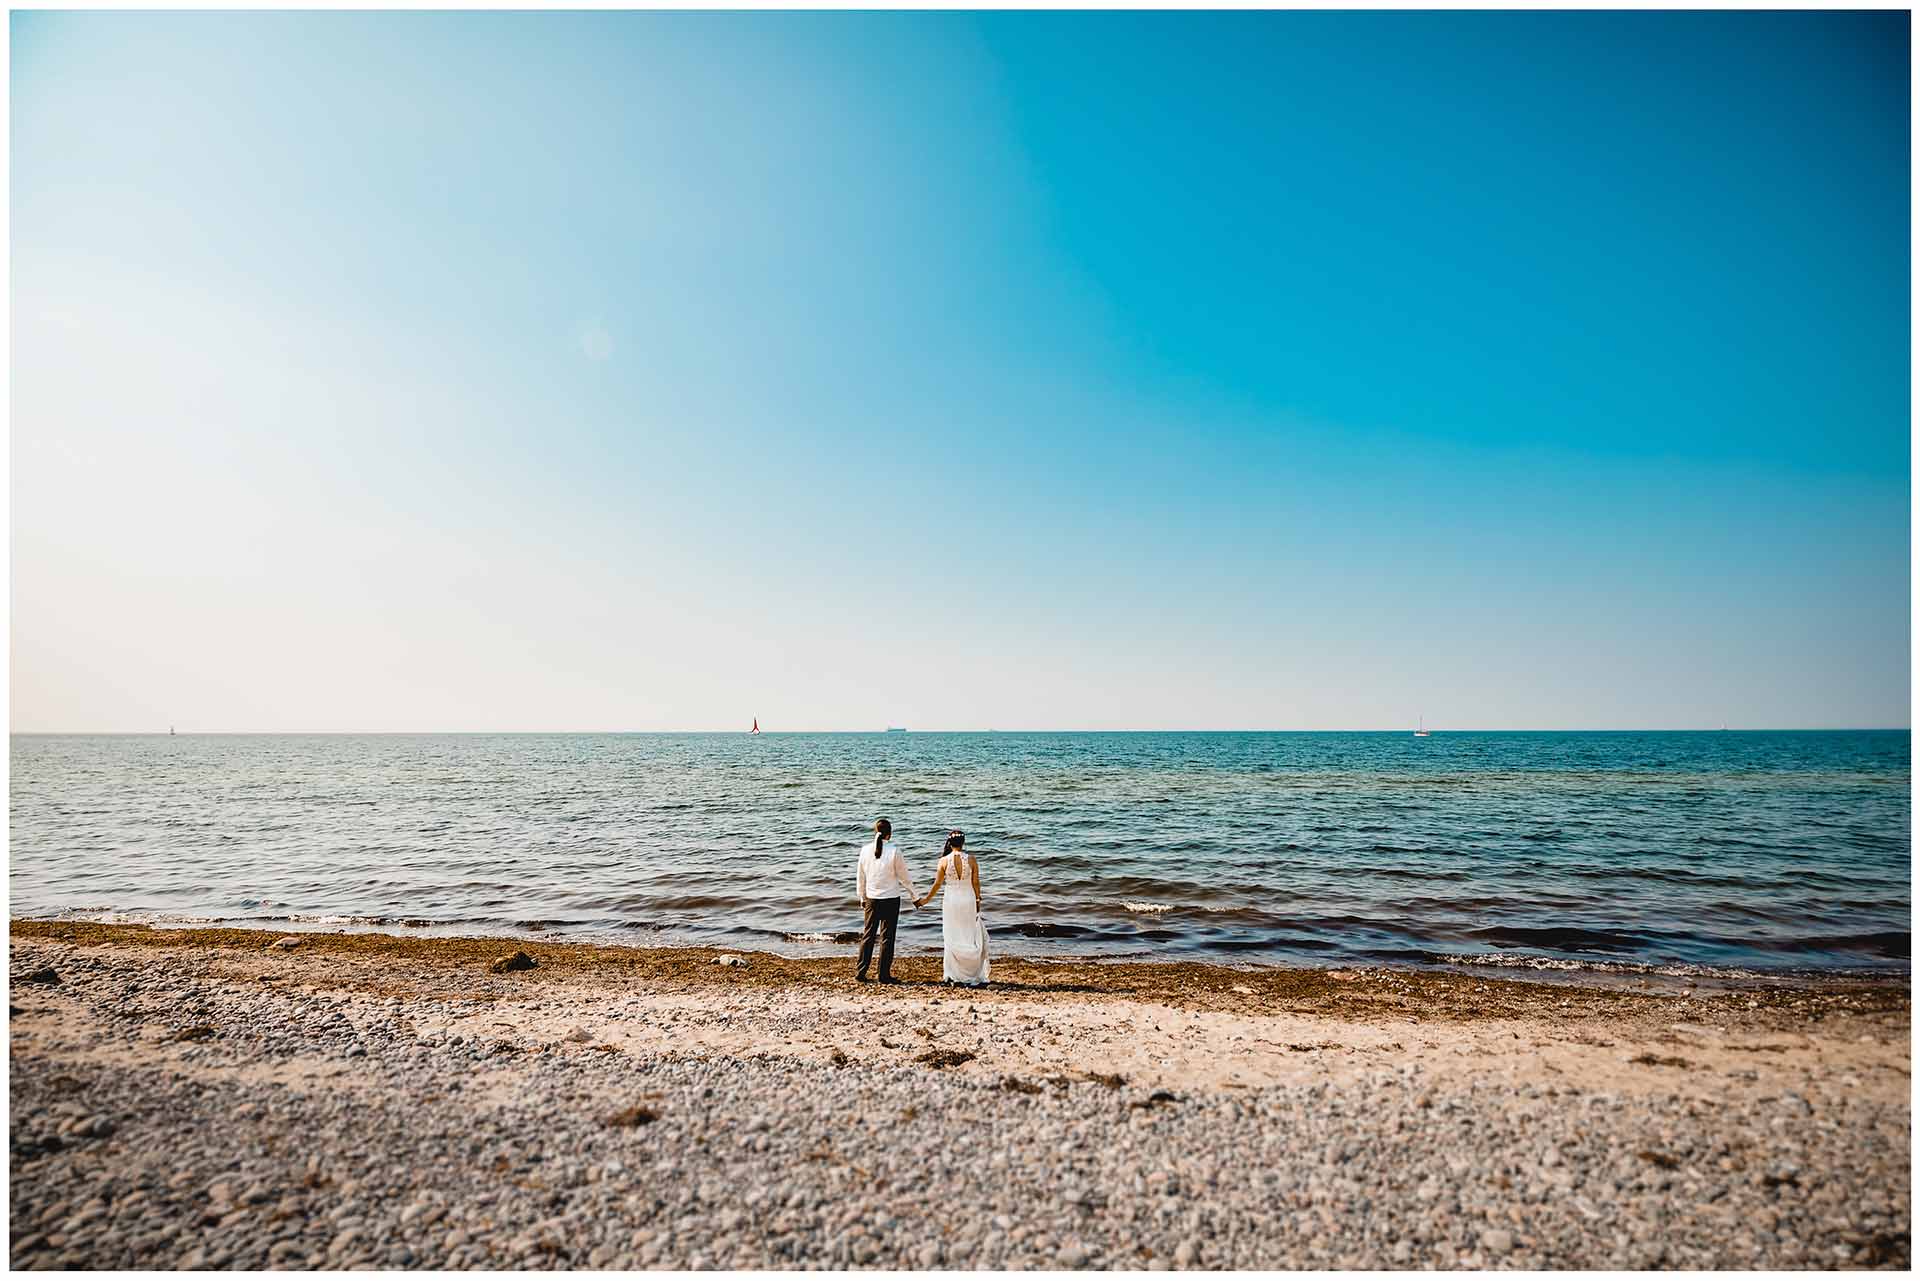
[{"x1": 939, "y1": 852, "x2": 990, "y2": 985}]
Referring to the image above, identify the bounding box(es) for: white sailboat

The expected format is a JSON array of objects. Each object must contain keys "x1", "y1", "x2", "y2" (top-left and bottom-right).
[
  {"x1": 1413, "y1": 716, "x2": 1430, "y2": 738},
  {"x1": 749, "y1": 718, "x2": 761, "y2": 735}
]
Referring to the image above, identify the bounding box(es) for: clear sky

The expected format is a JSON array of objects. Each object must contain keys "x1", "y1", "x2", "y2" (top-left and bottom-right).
[{"x1": 10, "y1": 11, "x2": 1910, "y2": 732}]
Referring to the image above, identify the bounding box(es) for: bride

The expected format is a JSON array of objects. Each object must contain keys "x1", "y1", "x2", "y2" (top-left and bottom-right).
[{"x1": 914, "y1": 830, "x2": 989, "y2": 986}]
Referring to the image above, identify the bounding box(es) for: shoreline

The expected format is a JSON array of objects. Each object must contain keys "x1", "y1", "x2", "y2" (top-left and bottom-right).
[
  {"x1": 12, "y1": 916, "x2": 1909, "y2": 994},
  {"x1": 12, "y1": 918, "x2": 1911, "y2": 1012},
  {"x1": 10, "y1": 919, "x2": 1911, "y2": 1269}
]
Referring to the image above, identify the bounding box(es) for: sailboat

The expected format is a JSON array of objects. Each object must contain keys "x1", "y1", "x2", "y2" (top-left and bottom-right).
[
  {"x1": 749, "y1": 718, "x2": 761, "y2": 735},
  {"x1": 1413, "y1": 716, "x2": 1430, "y2": 738}
]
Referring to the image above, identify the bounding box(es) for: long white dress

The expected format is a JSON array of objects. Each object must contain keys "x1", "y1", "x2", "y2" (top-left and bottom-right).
[{"x1": 939, "y1": 852, "x2": 990, "y2": 985}]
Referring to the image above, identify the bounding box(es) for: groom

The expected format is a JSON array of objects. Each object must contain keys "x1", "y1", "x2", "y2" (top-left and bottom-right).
[{"x1": 855, "y1": 816, "x2": 918, "y2": 984}]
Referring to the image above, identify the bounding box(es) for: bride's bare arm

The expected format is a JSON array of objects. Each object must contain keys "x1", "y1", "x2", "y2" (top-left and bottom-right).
[
  {"x1": 916, "y1": 859, "x2": 947, "y2": 908},
  {"x1": 970, "y1": 856, "x2": 982, "y2": 909}
]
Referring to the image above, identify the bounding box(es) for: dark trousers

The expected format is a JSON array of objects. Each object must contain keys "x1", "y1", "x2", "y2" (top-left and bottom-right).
[{"x1": 857, "y1": 896, "x2": 902, "y2": 980}]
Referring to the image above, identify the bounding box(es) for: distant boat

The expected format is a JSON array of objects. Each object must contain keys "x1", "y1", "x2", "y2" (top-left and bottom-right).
[
  {"x1": 750, "y1": 718, "x2": 761, "y2": 735},
  {"x1": 885, "y1": 727, "x2": 907, "y2": 733},
  {"x1": 1413, "y1": 716, "x2": 1430, "y2": 738},
  {"x1": 169, "y1": 726, "x2": 175, "y2": 736}
]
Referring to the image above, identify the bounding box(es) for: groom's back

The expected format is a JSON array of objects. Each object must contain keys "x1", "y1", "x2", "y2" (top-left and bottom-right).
[{"x1": 863, "y1": 838, "x2": 905, "y2": 897}]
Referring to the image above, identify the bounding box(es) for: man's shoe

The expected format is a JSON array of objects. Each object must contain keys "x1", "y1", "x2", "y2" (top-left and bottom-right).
[
  {"x1": 855, "y1": 973, "x2": 871, "y2": 983},
  {"x1": 877, "y1": 976, "x2": 903, "y2": 985}
]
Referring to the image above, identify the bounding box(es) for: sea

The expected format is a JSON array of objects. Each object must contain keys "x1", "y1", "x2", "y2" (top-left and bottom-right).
[{"x1": 8, "y1": 731, "x2": 1910, "y2": 980}]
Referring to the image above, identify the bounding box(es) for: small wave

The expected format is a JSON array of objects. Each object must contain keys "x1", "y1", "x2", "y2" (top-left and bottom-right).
[
  {"x1": 1744, "y1": 930, "x2": 1911, "y2": 960},
  {"x1": 1348, "y1": 865, "x2": 1471, "y2": 883},
  {"x1": 1122, "y1": 901, "x2": 1176, "y2": 914},
  {"x1": 1567, "y1": 865, "x2": 1759, "y2": 891},
  {"x1": 35, "y1": 906, "x2": 453, "y2": 933},
  {"x1": 1198, "y1": 936, "x2": 1339, "y2": 953},
  {"x1": 1467, "y1": 924, "x2": 1649, "y2": 954},
  {"x1": 1433, "y1": 952, "x2": 1774, "y2": 980},
  {"x1": 265, "y1": 911, "x2": 448, "y2": 931},
  {"x1": 47, "y1": 907, "x2": 226, "y2": 929},
  {"x1": 648, "y1": 895, "x2": 752, "y2": 912},
  {"x1": 1005, "y1": 921, "x2": 1094, "y2": 939},
  {"x1": 784, "y1": 931, "x2": 860, "y2": 944}
]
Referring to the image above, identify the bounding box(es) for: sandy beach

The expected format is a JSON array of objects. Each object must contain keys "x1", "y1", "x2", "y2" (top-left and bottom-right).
[{"x1": 9, "y1": 920, "x2": 1910, "y2": 1269}]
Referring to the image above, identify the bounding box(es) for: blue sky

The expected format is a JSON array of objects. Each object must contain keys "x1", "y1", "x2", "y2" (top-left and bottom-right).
[{"x1": 11, "y1": 11, "x2": 1909, "y2": 730}]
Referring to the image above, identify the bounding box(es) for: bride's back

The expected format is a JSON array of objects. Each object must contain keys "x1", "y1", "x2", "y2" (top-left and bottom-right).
[{"x1": 943, "y1": 850, "x2": 976, "y2": 899}]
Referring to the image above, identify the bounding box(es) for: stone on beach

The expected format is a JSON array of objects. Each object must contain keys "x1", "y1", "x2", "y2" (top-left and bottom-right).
[
  {"x1": 488, "y1": 950, "x2": 537, "y2": 974},
  {"x1": 917, "y1": 1048, "x2": 976, "y2": 1068},
  {"x1": 604, "y1": 1105, "x2": 659, "y2": 1128}
]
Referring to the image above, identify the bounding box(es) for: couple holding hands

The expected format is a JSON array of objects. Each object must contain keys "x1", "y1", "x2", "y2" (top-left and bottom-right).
[{"x1": 854, "y1": 817, "x2": 990, "y2": 987}]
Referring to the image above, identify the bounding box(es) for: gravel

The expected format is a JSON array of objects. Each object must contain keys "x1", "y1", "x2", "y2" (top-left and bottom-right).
[{"x1": 9, "y1": 939, "x2": 1911, "y2": 1270}]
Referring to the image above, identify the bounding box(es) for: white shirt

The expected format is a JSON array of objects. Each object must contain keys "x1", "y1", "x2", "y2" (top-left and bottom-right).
[{"x1": 856, "y1": 839, "x2": 918, "y2": 903}]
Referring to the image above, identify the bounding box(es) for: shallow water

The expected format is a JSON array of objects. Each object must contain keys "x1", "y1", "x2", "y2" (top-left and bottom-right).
[{"x1": 8, "y1": 731, "x2": 1909, "y2": 976}]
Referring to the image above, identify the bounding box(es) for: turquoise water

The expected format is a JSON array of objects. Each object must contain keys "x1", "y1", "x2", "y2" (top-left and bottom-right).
[{"x1": 8, "y1": 731, "x2": 1909, "y2": 975}]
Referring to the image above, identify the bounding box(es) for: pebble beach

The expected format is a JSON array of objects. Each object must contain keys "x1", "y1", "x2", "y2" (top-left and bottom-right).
[{"x1": 8, "y1": 920, "x2": 1911, "y2": 1270}]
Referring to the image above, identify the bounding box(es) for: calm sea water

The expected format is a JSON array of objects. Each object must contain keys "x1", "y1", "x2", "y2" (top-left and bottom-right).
[{"x1": 8, "y1": 731, "x2": 1910, "y2": 976}]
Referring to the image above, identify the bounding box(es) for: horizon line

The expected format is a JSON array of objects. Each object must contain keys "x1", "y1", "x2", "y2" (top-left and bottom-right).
[{"x1": 8, "y1": 727, "x2": 1912, "y2": 736}]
